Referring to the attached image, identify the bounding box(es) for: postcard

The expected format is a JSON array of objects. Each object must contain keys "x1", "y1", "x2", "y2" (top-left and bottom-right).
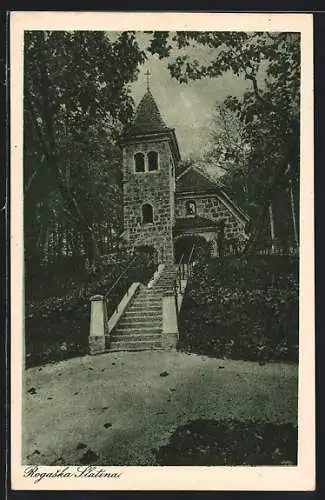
[{"x1": 10, "y1": 11, "x2": 314, "y2": 491}]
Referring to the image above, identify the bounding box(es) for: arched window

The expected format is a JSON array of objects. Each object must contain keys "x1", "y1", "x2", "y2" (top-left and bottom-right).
[
  {"x1": 142, "y1": 203, "x2": 153, "y2": 224},
  {"x1": 185, "y1": 200, "x2": 196, "y2": 217},
  {"x1": 147, "y1": 151, "x2": 158, "y2": 171},
  {"x1": 134, "y1": 152, "x2": 145, "y2": 173}
]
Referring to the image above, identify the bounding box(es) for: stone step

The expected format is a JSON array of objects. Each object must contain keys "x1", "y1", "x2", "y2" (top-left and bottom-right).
[
  {"x1": 134, "y1": 299, "x2": 162, "y2": 304},
  {"x1": 105, "y1": 265, "x2": 180, "y2": 354},
  {"x1": 153, "y1": 283, "x2": 174, "y2": 287},
  {"x1": 154, "y1": 282, "x2": 176, "y2": 287},
  {"x1": 123, "y1": 310, "x2": 162, "y2": 318},
  {"x1": 127, "y1": 305, "x2": 162, "y2": 312},
  {"x1": 109, "y1": 340, "x2": 162, "y2": 351},
  {"x1": 122, "y1": 317, "x2": 162, "y2": 324},
  {"x1": 112, "y1": 333, "x2": 162, "y2": 342},
  {"x1": 136, "y1": 291, "x2": 162, "y2": 297},
  {"x1": 156, "y1": 280, "x2": 175, "y2": 284},
  {"x1": 134, "y1": 298, "x2": 162, "y2": 304},
  {"x1": 115, "y1": 326, "x2": 161, "y2": 335},
  {"x1": 118, "y1": 319, "x2": 162, "y2": 328},
  {"x1": 128, "y1": 299, "x2": 162, "y2": 305}
]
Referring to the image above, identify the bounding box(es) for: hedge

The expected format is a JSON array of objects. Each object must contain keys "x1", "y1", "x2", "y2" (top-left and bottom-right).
[
  {"x1": 179, "y1": 256, "x2": 299, "y2": 363},
  {"x1": 25, "y1": 251, "x2": 156, "y2": 367}
]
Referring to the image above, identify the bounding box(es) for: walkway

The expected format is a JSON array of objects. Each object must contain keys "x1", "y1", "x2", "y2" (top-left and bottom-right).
[{"x1": 23, "y1": 351, "x2": 298, "y2": 466}]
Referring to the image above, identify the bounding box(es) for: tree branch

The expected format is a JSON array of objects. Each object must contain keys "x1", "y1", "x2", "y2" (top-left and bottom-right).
[
  {"x1": 226, "y1": 38, "x2": 277, "y2": 113},
  {"x1": 24, "y1": 168, "x2": 38, "y2": 194},
  {"x1": 244, "y1": 74, "x2": 275, "y2": 111},
  {"x1": 25, "y1": 93, "x2": 51, "y2": 163},
  {"x1": 266, "y1": 32, "x2": 287, "y2": 43}
]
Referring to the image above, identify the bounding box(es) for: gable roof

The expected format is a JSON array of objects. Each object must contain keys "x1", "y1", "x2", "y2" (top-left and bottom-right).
[
  {"x1": 125, "y1": 90, "x2": 170, "y2": 137},
  {"x1": 176, "y1": 165, "x2": 249, "y2": 223},
  {"x1": 176, "y1": 165, "x2": 222, "y2": 194}
]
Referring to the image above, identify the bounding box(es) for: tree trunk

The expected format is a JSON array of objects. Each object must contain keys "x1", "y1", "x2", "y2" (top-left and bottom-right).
[
  {"x1": 25, "y1": 38, "x2": 104, "y2": 272},
  {"x1": 75, "y1": 220, "x2": 102, "y2": 272},
  {"x1": 268, "y1": 203, "x2": 275, "y2": 252},
  {"x1": 243, "y1": 137, "x2": 297, "y2": 257}
]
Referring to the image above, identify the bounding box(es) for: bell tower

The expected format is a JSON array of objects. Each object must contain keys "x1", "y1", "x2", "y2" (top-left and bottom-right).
[{"x1": 120, "y1": 86, "x2": 181, "y2": 263}]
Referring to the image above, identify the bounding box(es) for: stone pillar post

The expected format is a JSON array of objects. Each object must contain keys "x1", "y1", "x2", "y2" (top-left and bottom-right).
[
  {"x1": 162, "y1": 289, "x2": 179, "y2": 350},
  {"x1": 89, "y1": 294, "x2": 106, "y2": 355}
]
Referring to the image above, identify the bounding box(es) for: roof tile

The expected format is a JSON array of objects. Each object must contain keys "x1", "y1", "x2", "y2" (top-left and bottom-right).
[
  {"x1": 176, "y1": 168, "x2": 220, "y2": 194},
  {"x1": 125, "y1": 90, "x2": 169, "y2": 137}
]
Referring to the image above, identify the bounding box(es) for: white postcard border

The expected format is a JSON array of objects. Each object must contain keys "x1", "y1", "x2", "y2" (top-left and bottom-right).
[{"x1": 10, "y1": 11, "x2": 315, "y2": 491}]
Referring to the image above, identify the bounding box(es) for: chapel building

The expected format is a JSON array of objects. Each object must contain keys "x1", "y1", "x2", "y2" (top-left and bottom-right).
[{"x1": 120, "y1": 89, "x2": 248, "y2": 263}]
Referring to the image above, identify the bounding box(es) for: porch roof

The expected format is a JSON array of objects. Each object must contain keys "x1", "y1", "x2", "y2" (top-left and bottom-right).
[{"x1": 173, "y1": 216, "x2": 218, "y2": 233}]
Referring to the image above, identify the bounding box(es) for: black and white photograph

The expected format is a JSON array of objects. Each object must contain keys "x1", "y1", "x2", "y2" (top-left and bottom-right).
[{"x1": 10, "y1": 12, "x2": 314, "y2": 491}]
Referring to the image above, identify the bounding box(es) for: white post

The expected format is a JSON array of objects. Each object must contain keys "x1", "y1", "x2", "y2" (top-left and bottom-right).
[
  {"x1": 162, "y1": 291, "x2": 179, "y2": 350},
  {"x1": 89, "y1": 294, "x2": 106, "y2": 355}
]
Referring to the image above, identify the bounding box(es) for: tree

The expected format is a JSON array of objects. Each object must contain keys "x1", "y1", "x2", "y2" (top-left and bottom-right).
[
  {"x1": 24, "y1": 31, "x2": 146, "y2": 270},
  {"x1": 199, "y1": 102, "x2": 252, "y2": 206},
  {"x1": 148, "y1": 31, "x2": 300, "y2": 253}
]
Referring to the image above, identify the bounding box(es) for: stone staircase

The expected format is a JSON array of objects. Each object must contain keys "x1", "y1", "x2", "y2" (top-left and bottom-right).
[{"x1": 109, "y1": 265, "x2": 177, "y2": 351}]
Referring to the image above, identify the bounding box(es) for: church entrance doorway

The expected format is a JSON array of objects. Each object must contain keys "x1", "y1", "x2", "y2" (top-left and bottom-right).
[{"x1": 174, "y1": 235, "x2": 210, "y2": 264}]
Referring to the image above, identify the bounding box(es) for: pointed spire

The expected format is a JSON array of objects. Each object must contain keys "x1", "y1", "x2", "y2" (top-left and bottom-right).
[{"x1": 125, "y1": 89, "x2": 169, "y2": 137}]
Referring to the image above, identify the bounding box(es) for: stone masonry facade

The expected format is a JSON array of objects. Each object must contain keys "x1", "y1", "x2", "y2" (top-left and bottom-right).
[
  {"x1": 122, "y1": 139, "x2": 175, "y2": 263},
  {"x1": 120, "y1": 89, "x2": 248, "y2": 263},
  {"x1": 175, "y1": 195, "x2": 246, "y2": 239}
]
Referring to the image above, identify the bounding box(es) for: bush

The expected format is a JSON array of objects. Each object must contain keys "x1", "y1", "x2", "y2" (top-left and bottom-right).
[
  {"x1": 179, "y1": 256, "x2": 299, "y2": 363},
  {"x1": 25, "y1": 250, "x2": 157, "y2": 367},
  {"x1": 194, "y1": 255, "x2": 299, "y2": 289},
  {"x1": 25, "y1": 295, "x2": 89, "y2": 367},
  {"x1": 155, "y1": 418, "x2": 297, "y2": 465}
]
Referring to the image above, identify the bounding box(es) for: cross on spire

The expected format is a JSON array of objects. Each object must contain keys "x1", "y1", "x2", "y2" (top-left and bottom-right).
[{"x1": 145, "y1": 69, "x2": 151, "y2": 91}]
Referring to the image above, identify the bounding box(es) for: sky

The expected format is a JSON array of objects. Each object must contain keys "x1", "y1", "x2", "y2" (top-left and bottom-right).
[{"x1": 128, "y1": 33, "x2": 252, "y2": 159}]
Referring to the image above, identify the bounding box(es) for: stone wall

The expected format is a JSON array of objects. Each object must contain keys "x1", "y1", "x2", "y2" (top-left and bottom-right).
[
  {"x1": 175, "y1": 195, "x2": 246, "y2": 239},
  {"x1": 123, "y1": 138, "x2": 175, "y2": 263}
]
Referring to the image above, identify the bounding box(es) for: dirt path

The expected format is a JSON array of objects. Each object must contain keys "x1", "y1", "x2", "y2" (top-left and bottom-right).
[{"x1": 23, "y1": 351, "x2": 298, "y2": 466}]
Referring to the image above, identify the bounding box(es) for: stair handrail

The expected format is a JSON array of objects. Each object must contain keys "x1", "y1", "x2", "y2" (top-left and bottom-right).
[
  {"x1": 104, "y1": 255, "x2": 137, "y2": 304},
  {"x1": 188, "y1": 244, "x2": 195, "y2": 278},
  {"x1": 188, "y1": 244, "x2": 195, "y2": 263},
  {"x1": 178, "y1": 253, "x2": 184, "y2": 269},
  {"x1": 176, "y1": 253, "x2": 185, "y2": 294}
]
